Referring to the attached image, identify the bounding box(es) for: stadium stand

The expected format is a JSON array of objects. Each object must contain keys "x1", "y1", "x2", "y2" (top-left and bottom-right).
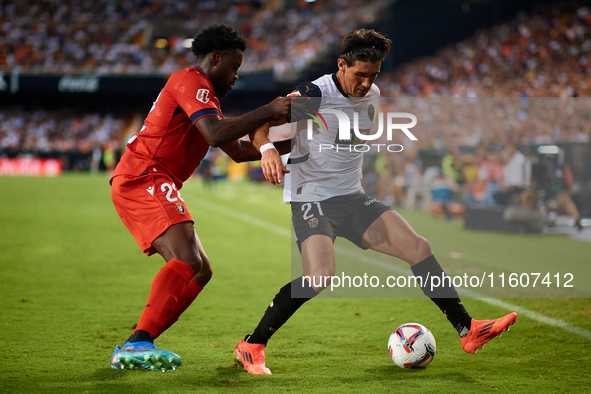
[
  {"x1": 1, "y1": 0, "x2": 590, "y2": 225},
  {"x1": 0, "y1": 108, "x2": 124, "y2": 152},
  {"x1": 0, "y1": 0, "x2": 391, "y2": 78},
  {"x1": 383, "y1": 2, "x2": 591, "y2": 98}
]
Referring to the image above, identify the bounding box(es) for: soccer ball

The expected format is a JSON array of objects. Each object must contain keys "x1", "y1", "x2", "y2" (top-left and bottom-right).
[{"x1": 388, "y1": 323, "x2": 436, "y2": 368}]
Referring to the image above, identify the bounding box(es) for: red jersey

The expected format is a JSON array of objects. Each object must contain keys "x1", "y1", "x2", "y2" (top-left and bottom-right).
[{"x1": 111, "y1": 66, "x2": 222, "y2": 188}]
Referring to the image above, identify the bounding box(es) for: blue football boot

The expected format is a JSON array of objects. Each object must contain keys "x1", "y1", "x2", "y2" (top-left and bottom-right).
[{"x1": 110, "y1": 341, "x2": 182, "y2": 372}]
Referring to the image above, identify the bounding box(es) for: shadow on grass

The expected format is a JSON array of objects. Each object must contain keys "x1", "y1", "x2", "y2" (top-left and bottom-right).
[
  {"x1": 85, "y1": 359, "x2": 257, "y2": 391},
  {"x1": 26, "y1": 361, "x2": 477, "y2": 393},
  {"x1": 85, "y1": 368, "x2": 154, "y2": 393},
  {"x1": 366, "y1": 365, "x2": 476, "y2": 384}
]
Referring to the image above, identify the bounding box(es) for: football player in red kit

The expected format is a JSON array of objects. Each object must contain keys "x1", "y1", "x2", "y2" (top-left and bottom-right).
[{"x1": 109, "y1": 24, "x2": 293, "y2": 371}]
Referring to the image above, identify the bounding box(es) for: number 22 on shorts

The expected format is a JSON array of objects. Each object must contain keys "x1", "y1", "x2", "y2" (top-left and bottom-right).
[{"x1": 160, "y1": 182, "x2": 184, "y2": 203}]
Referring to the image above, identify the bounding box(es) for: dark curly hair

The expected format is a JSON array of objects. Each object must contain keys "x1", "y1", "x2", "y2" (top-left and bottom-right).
[
  {"x1": 191, "y1": 24, "x2": 247, "y2": 61},
  {"x1": 339, "y1": 29, "x2": 391, "y2": 66}
]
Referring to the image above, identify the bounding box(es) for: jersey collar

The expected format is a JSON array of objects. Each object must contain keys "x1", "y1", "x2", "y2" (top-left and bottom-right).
[{"x1": 332, "y1": 73, "x2": 349, "y2": 98}]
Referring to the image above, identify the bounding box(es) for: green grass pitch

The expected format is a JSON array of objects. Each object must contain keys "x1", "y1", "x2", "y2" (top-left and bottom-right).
[{"x1": 0, "y1": 174, "x2": 589, "y2": 393}]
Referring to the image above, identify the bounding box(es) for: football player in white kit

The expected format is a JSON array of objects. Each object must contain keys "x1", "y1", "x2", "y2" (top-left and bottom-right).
[{"x1": 234, "y1": 29, "x2": 517, "y2": 375}]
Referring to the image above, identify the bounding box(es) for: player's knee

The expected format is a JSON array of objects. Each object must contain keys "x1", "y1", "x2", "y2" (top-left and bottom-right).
[
  {"x1": 183, "y1": 256, "x2": 202, "y2": 275},
  {"x1": 304, "y1": 270, "x2": 334, "y2": 292},
  {"x1": 171, "y1": 249, "x2": 203, "y2": 275},
  {"x1": 196, "y1": 260, "x2": 213, "y2": 284},
  {"x1": 308, "y1": 278, "x2": 329, "y2": 293},
  {"x1": 409, "y1": 236, "x2": 432, "y2": 265}
]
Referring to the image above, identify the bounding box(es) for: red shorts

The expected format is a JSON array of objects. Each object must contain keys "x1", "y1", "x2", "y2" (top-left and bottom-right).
[{"x1": 111, "y1": 167, "x2": 193, "y2": 256}]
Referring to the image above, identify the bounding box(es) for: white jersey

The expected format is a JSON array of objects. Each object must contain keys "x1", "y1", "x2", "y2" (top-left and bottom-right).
[{"x1": 284, "y1": 73, "x2": 380, "y2": 202}]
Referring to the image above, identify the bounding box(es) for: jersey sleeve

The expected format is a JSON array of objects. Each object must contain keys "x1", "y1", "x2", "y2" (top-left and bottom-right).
[
  {"x1": 175, "y1": 73, "x2": 220, "y2": 123},
  {"x1": 288, "y1": 82, "x2": 322, "y2": 98},
  {"x1": 288, "y1": 82, "x2": 321, "y2": 122}
]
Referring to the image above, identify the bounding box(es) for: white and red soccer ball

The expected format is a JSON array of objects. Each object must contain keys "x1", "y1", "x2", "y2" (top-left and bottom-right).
[{"x1": 388, "y1": 323, "x2": 436, "y2": 368}]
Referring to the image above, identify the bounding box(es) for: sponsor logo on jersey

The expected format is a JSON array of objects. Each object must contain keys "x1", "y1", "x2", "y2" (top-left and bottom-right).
[
  {"x1": 146, "y1": 186, "x2": 154, "y2": 195},
  {"x1": 297, "y1": 186, "x2": 303, "y2": 195},
  {"x1": 308, "y1": 218, "x2": 319, "y2": 228},
  {"x1": 175, "y1": 203, "x2": 185, "y2": 214},
  {"x1": 196, "y1": 89, "x2": 210, "y2": 103}
]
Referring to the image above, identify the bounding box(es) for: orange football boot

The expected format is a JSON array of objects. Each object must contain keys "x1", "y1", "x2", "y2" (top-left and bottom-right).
[
  {"x1": 460, "y1": 312, "x2": 518, "y2": 354},
  {"x1": 234, "y1": 339, "x2": 272, "y2": 375}
]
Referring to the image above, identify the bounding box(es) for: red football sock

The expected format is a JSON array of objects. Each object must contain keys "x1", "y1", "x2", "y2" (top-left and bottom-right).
[
  {"x1": 155, "y1": 280, "x2": 204, "y2": 339},
  {"x1": 135, "y1": 259, "x2": 195, "y2": 337}
]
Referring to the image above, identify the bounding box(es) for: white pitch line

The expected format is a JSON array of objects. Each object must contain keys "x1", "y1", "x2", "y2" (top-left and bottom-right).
[
  {"x1": 189, "y1": 195, "x2": 591, "y2": 340},
  {"x1": 191, "y1": 195, "x2": 291, "y2": 238},
  {"x1": 337, "y1": 247, "x2": 591, "y2": 341},
  {"x1": 465, "y1": 296, "x2": 591, "y2": 340}
]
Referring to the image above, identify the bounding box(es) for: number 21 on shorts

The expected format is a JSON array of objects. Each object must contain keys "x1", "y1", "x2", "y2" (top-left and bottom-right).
[{"x1": 301, "y1": 202, "x2": 324, "y2": 220}]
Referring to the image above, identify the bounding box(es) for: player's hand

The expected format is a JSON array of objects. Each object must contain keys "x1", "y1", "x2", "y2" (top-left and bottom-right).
[
  {"x1": 268, "y1": 96, "x2": 292, "y2": 122},
  {"x1": 268, "y1": 96, "x2": 310, "y2": 123},
  {"x1": 261, "y1": 148, "x2": 289, "y2": 185}
]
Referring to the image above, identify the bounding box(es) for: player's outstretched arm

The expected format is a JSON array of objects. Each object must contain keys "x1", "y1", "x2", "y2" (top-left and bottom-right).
[
  {"x1": 248, "y1": 123, "x2": 292, "y2": 155},
  {"x1": 219, "y1": 140, "x2": 261, "y2": 163},
  {"x1": 249, "y1": 123, "x2": 289, "y2": 185},
  {"x1": 194, "y1": 96, "x2": 298, "y2": 148},
  {"x1": 249, "y1": 123, "x2": 272, "y2": 151}
]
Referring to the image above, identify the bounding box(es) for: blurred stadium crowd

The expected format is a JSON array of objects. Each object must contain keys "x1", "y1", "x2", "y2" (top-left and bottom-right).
[
  {"x1": 381, "y1": 1, "x2": 591, "y2": 98},
  {"x1": 0, "y1": 108, "x2": 124, "y2": 152},
  {"x1": 0, "y1": 107, "x2": 128, "y2": 171},
  {"x1": 364, "y1": 98, "x2": 590, "y2": 216},
  {"x1": 0, "y1": 0, "x2": 388, "y2": 76},
  {"x1": 1, "y1": 0, "x2": 590, "y2": 219}
]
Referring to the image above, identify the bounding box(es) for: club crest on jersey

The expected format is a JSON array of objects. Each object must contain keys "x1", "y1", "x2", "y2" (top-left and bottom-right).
[
  {"x1": 308, "y1": 218, "x2": 319, "y2": 228},
  {"x1": 196, "y1": 89, "x2": 210, "y2": 104},
  {"x1": 368, "y1": 104, "x2": 375, "y2": 121},
  {"x1": 175, "y1": 203, "x2": 186, "y2": 214}
]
